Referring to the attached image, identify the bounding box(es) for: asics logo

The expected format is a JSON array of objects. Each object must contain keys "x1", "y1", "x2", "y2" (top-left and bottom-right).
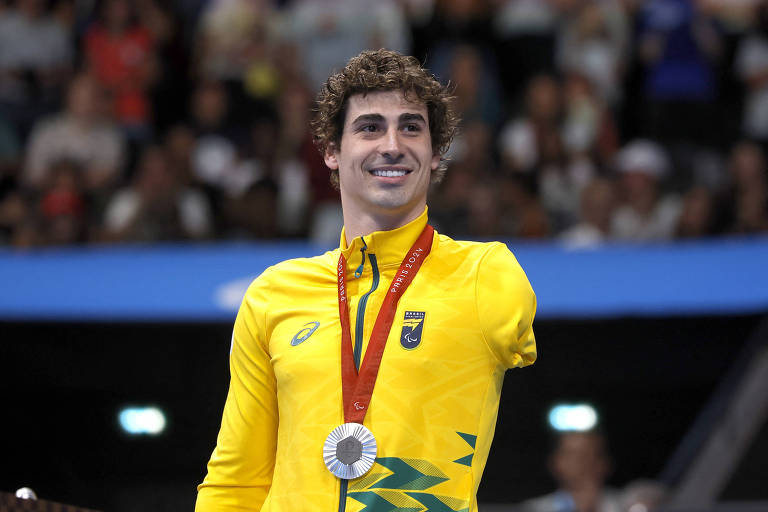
[{"x1": 291, "y1": 321, "x2": 320, "y2": 346}]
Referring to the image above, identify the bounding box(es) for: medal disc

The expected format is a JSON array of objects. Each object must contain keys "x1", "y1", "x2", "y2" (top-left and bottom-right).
[{"x1": 323, "y1": 422, "x2": 377, "y2": 479}]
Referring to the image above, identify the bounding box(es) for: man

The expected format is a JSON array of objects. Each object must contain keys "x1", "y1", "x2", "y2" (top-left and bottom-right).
[
  {"x1": 196, "y1": 49, "x2": 537, "y2": 512},
  {"x1": 519, "y1": 430, "x2": 621, "y2": 512}
]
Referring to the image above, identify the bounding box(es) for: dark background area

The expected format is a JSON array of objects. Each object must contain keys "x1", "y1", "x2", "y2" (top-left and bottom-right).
[{"x1": 1, "y1": 313, "x2": 765, "y2": 511}]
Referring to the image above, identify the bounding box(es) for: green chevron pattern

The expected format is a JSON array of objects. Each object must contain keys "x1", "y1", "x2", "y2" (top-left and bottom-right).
[
  {"x1": 368, "y1": 457, "x2": 449, "y2": 490},
  {"x1": 349, "y1": 490, "x2": 469, "y2": 512},
  {"x1": 349, "y1": 490, "x2": 423, "y2": 511},
  {"x1": 452, "y1": 432, "x2": 476, "y2": 467},
  {"x1": 346, "y1": 455, "x2": 471, "y2": 512},
  {"x1": 405, "y1": 492, "x2": 470, "y2": 512}
]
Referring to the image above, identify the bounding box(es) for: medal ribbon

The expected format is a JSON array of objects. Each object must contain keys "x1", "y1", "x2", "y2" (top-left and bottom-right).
[{"x1": 337, "y1": 224, "x2": 434, "y2": 424}]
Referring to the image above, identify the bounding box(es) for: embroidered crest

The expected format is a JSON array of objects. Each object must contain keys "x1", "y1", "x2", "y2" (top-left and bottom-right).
[{"x1": 400, "y1": 311, "x2": 425, "y2": 349}]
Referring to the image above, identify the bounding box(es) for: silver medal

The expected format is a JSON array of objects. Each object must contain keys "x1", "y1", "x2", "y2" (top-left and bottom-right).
[{"x1": 323, "y1": 422, "x2": 377, "y2": 479}]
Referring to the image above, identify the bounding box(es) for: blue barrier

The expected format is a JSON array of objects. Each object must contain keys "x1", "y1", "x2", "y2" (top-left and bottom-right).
[{"x1": 1, "y1": 237, "x2": 767, "y2": 321}]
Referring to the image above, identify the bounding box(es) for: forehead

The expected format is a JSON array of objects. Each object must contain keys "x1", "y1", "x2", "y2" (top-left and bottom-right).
[
  {"x1": 558, "y1": 433, "x2": 603, "y2": 453},
  {"x1": 343, "y1": 90, "x2": 428, "y2": 124}
]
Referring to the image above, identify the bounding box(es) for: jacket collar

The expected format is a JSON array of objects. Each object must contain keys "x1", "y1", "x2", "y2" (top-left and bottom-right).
[{"x1": 340, "y1": 208, "x2": 430, "y2": 270}]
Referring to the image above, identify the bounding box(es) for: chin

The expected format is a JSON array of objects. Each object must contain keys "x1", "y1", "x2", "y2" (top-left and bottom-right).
[{"x1": 368, "y1": 192, "x2": 413, "y2": 211}]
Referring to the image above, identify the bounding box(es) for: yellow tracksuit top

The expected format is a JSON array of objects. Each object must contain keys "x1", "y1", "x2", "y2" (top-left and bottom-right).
[{"x1": 197, "y1": 208, "x2": 537, "y2": 512}]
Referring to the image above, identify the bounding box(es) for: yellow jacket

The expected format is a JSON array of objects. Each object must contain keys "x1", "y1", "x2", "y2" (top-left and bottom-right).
[{"x1": 197, "y1": 209, "x2": 537, "y2": 511}]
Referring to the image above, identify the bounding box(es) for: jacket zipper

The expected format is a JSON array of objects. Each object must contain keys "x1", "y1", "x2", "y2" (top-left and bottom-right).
[
  {"x1": 339, "y1": 242, "x2": 380, "y2": 511},
  {"x1": 354, "y1": 253, "x2": 379, "y2": 369}
]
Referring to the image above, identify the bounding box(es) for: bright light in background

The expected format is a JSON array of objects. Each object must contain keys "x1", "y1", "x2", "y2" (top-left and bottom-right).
[
  {"x1": 118, "y1": 406, "x2": 167, "y2": 435},
  {"x1": 548, "y1": 403, "x2": 598, "y2": 432}
]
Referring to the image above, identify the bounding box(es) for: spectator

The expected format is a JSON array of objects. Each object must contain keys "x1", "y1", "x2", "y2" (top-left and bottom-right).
[
  {"x1": 447, "y1": 119, "x2": 496, "y2": 177},
  {"x1": 194, "y1": 0, "x2": 276, "y2": 82},
  {"x1": 611, "y1": 139, "x2": 682, "y2": 241},
  {"x1": 23, "y1": 73, "x2": 125, "y2": 193},
  {"x1": 556, "y1": 0, "x2": 629, "y2": 106},
  {"x1": 103, "y1": 144, "x2": 211, "y2": 242},
  {"x1": 560, "y1": 71, "x2": 619, "y2": 170},
  {"x1": 636, "y1": 0, "x2": 723, "y2": 146},
  {"x1": 163, "y1": 123, "x2": 196, "y2": 187},
  {"x1": 37, "y1": 159, "x2": 87, "y2": 245},
  {"x1": 540, "y1": 73, "x2": 618, "y2": 230},
  {"x1": 223, "y1": 178, "x2": 279, "y2": 239},
  {"x1": 499, "y1": 73, "x2": 562, "y2": 174},
  {"x1": 140, "y1": 1, "x2": 192, "y2": 133},
  {"x1": 285, "y1": 0, "x2": 410, "y2": 88},
  {"x1": 675, "y1": 186, "x2": 716, "y2": 238},
  {"x1": 428, "y1": 163, "x2": 474, "y2": 237},
  {"x1": 0, "y1": 112, "x2": 21, "y2": 176},
  {"x1": 560, "y1": 178, "x2": 617, "y2": 248},
  {"x1": 519, "y1": 430, "x2": 622, "y2": 512},
  {"x1": 734, "y1": 3, "x2": 768, "y2": 142},
  {"x1": 441, "y1": 44, "x2": 503, "y2": 128},
  {"x1": 0, "y1": 113, "x2": 22, "y2": 244},
  {"x1": 84, "y1": 0, "x2": 158, "y2": 140},
  {"x1": 188, "y1": 78, "x2": 249, "y2": 200},
  {"x1": 232, "y1": 113, "x2": 310, "y2": 237},
  {"x1": 493, "y1": 0, "x2": 558, "y2": 97},
  {"x1": 0, "y1": 0, "x2": 74, "y2": 138},
  {"x1": 620, "y1": 479, "x2": 668, "y2": 512},
  {"x1": 713, "y1": 140, "x2": 768, "y2": 234},
  {"x1": 464, "y1": 181, "x2": 503, "y2": 238}
]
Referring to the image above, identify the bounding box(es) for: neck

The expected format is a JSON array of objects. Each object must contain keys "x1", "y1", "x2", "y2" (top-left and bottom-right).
[{"x1": 342, "y1": 207, "x2": 424, "y2": 242}]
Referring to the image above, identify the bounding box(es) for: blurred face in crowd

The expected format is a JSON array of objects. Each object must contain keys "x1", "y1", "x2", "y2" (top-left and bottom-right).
[
  {"x1": 136, "y1": 147, "x2": 177, "y2": 200},
  {"x1": 192, "y1": 81, "x2": 228, "y2": 129},
  {"x1": 450, "y1": 45, "x2": 482, "y2": 102},
  {"x1": 324, "y1": 90, "x2": 440, "y2": 226},
  {"x1": 677, "y1": 187, "x2": 714, "y2": 238},
  {"x1": 581, "y1": 179, "x2": 616, "y2": 232},
  {"x1": 730, "y1": 142, "x2": 766, "y2": 188},
  {"x1": 550, "y1": 432, "x2": 611, "y2": 491},
  {"x1": 67, "y1": 76, "x2": 105, "y2": 123},
  {"x1": 622, "y1": 170, "x2": 658, "y2": 214},
  {"x1": 527, "y1": 75, "x2": 561, "y2": 123},
  {"x1": 104, "y1": 0, "x2": 132, "y2": 32}
]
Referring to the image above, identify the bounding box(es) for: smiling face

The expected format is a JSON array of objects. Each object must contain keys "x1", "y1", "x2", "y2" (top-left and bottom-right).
[{"x1": 324, "y1": 90, "x2": 440, "y2": 236}]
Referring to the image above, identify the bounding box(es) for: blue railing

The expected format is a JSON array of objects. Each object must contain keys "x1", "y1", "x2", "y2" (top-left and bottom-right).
[{"x1": 1, "y1": 237, "x2": 767, "y2": 321}]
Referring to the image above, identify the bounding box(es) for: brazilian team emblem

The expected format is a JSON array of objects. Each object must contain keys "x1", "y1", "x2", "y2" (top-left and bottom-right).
[{"x1": 400, "y1": 311, "x2": 425, "y2": 349}]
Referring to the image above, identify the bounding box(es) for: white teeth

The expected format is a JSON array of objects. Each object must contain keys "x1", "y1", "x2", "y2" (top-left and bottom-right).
[{"x1": 370, "y1": 169, "x2": 408, "y2": 177}]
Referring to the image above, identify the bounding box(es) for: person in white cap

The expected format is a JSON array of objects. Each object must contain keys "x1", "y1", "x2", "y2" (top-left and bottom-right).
[{"x1": 610, "y1": 139, "x2": 682, "y2": 241}]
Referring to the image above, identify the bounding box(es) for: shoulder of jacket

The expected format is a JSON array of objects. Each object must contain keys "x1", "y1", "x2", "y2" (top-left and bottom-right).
[
  {"x1": 435, "y1": 234, "x2": 510, "y2": 259},
  {"x1": 245, "y1": 249, "x2": 338, "y2": 294}
]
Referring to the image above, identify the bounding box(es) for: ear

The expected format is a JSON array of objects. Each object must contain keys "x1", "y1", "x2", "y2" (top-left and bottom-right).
[
  {"x1": 324, "y1": 143, "x2": 339, "y2": 170},
  {"x1": 430, "y1": 152, "x2": 441, "y2": 171}
]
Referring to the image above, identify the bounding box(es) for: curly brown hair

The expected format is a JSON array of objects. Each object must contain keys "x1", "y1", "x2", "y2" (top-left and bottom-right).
[{"x1": 311, "y1": 49, "x2": 458, "y2": 188}]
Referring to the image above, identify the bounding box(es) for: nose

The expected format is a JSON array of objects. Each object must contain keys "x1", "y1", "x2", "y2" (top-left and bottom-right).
[{"x1": 379, "y1": 127, "x2": 403, "y2": 160}]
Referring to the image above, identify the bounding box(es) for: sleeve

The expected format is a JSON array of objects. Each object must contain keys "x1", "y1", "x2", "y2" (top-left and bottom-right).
[
  {"x1": 475, "y1": 243, "x2": 537, "y2": 369},
  {"x1": 196, "y1": 273, "x2": 278, "y2": 511}
]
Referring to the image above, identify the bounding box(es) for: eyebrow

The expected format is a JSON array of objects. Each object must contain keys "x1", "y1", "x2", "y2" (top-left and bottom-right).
[
  {"x1": 349, "y1": 112, "x2": 427, "y2": 126},
  {"x1": 399, "y1": 113, "x2": 427, "y2": 124},
  {"x1": 350, "y1": 114, "x2": 385, "y2": 125}
]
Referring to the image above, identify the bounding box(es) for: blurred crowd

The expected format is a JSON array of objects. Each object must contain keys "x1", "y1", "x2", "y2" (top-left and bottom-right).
[
  {"x1": 1, "y1": 0, "x2": 768, "y2": 248},
  {"x1": 516, "y1": 429, "x2": 668, "y2": 512}
]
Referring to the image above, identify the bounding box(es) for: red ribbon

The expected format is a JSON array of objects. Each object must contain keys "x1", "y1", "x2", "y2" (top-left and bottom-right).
[{"x1": 337, "y1": 224, "x2": 434, "y2": 423}]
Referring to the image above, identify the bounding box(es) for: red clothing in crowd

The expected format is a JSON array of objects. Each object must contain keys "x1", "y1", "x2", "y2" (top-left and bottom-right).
[{"x1": 84, "y1": 24, "x2": 154, "y2": 125}]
